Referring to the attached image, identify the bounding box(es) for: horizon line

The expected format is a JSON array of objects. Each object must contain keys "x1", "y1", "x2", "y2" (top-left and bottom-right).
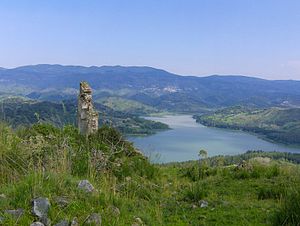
[{"x1": 0, "y1": 63, "x2": 299, "y2": 82}]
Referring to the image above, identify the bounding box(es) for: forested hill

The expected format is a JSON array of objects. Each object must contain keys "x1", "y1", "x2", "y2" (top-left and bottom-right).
[
  {"x1": 0, "y1": 64, "x2": 299, "y2": 112},
  {"x1": 0, "y1": 98, "x2": 168, "y2": 135},
  {"x1": 194, "y1": 106, "x2": 300, "y2": 145}
]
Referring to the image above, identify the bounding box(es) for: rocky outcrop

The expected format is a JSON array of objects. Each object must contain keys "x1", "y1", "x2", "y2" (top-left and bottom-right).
[{"x1": 78, "y1": 81, "x2": 99, "y2": 135}]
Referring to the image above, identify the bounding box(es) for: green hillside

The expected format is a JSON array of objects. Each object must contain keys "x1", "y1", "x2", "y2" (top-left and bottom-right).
[
  {"x1": 194, "y1": 106, "x2": 300, "y2": 145},
  {"x1": 0, "y1": 98, "x2": 168, "y2": 135},
  {"x1": 0, "y1": 123, "x2": 299, "y2": 225},
  {"x1": 96, "y1": 97, "x2": 159, "y2": 115}
]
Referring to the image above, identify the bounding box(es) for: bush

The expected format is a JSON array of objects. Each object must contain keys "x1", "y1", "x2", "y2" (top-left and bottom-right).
[
  {"x1": 181, "y1": 163, "x2": 217, "y2": 181},
  {"x1": 182, "y1": 181, "x2": 208, "y2": 202},
  {"x1": 257, "y1": 185, "x2": 285, "y2": 200}
]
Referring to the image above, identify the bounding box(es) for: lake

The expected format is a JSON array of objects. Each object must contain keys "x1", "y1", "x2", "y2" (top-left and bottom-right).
[{"x1": 129, "y1": 115, "x2": 300, "y2": 163}]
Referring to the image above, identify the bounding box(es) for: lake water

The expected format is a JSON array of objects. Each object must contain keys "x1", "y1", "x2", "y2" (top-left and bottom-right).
[{"x1": 129, "y1": 115, "x2": 300, "y2": 163}]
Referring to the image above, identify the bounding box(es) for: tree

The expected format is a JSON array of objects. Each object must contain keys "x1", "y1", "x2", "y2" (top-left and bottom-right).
[
  {"x1": 198, "y1": 149, "x2": 208, "y2": 179},
  {"x1": 198, "y1": 149, "x2": 208, "y2": 159}
]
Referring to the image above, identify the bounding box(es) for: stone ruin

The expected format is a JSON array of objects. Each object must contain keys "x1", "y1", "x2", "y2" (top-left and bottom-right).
[{"x1": 78, "y1": 81, "x2": 99, "y2": 135}]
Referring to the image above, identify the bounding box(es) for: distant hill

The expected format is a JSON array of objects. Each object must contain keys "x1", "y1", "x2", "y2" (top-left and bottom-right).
[
  {"x1": 0, "y1": 98, "x2": 168, "y2": 135},
  {"x1": 0, "y1": 64, "x2": 299, "y2": 112},
  {"x1": 194, "y1": 106, "x2": 300, "y2": 145}
]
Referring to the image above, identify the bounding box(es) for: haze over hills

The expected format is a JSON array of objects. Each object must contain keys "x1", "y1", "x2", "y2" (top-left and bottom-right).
[{"x1": 0, "y1": 64, "x2": 299, "y2": 112}]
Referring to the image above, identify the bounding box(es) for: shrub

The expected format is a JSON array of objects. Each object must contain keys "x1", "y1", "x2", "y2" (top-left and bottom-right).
[
  {"x1": 257, "y1": 186, "x2": 285, "y2": 200},
  {"x1": 182, "y1": 181, "x2": 208, "y2": 202},
  {"x1": 181, "y1": 163, "x2": 217, "y2": 181}
]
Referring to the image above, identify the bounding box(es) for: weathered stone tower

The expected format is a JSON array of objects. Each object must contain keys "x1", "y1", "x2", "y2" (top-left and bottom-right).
[{"x1": 78, "y1": 81, "x2": 99, "y2": 135}]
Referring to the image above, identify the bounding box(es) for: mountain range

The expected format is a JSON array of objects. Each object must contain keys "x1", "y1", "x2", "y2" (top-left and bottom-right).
[{"x1": 0, "y1": 64, "x2": 299, "y2": 112}]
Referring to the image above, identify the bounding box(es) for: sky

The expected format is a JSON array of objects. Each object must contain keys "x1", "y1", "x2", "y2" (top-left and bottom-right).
[{"x1": 0, "y1": 0, "x2": 300, "y2": 80}]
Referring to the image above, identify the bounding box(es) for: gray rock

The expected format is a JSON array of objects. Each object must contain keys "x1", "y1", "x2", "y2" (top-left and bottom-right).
[
  {"x1": 86, "y1": 213, "x2": 101, "y2": 225},
  {"x1": 54, "y1": 196, "x2": 69, "y2": 208},
  {"x1": 78, "y1": 180, "x2": 95, "y2": 193},
  {"x1": 54, "y1": 220, "x2": 69, "y2": 226},
  {"x1": 32, "y1": 197, "x2": 51, "y2": 225},
  {"x1": 71, "y1": 217, "x2": 79, "y2": 226},
  {"x1": 30, "y1": 222, "x2": 45, "y2": 226},
  {"x1": 199, "y1": 200, "x2": 208, "y2": 208},
  {"x1": 4, "y1": 208, "x2": 24, "y2": 218}
]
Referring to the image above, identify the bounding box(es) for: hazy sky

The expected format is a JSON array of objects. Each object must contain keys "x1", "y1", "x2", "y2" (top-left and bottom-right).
[{"x1": 0, "y1": 0, "x2": 300, "y2": 80}]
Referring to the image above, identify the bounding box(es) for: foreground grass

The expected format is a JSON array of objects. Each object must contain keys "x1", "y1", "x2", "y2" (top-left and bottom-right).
[{"x1": 0, "y1": 123, "x2": 300, "y2": 225}]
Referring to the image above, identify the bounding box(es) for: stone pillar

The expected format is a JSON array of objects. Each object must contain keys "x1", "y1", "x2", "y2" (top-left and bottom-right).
[{"x1": 78, "y1": 81, "x2": 99, "y2": 135}]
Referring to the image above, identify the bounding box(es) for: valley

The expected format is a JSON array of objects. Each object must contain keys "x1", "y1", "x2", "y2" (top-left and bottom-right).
[
  {"x1": 0, "y1": 66, "x2": 299, "y2": 225},
  {"x1": 0, "y1": 65, "x2": 299, "y2": 147}
]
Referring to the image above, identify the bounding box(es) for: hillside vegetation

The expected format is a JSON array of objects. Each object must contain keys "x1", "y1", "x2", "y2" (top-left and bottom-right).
[
  {"x1": 0, "y1": 98, "x2": 168, "y2": 135},
  {"x1": 195, "y1": 106, "x2": 300, "y2": 145},
  {"x1": 0, "y1": 123, "x2": 300, "y2": 225},
  {"x1": 96, "y1": 97, "x2": 159, "y2": 115}
]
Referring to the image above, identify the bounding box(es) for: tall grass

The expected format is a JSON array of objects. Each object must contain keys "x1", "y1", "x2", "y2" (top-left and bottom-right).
[
  {"x1": 0, "y1": 123, "x2": 154, "y2": 186},
  {"x1": 273, "y1": 186, "x2": 300, "y2": 226}
]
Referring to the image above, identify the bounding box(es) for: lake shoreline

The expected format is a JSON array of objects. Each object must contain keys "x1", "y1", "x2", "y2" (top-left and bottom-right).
[
  {"x1": 130, "y1": 115, "x2": 300, "y2": 163},
  {"x1": 141, "y1": 114, "x2": 300, "y2": 148},
  {"x1": 194, "y1": 121, "x2": 300, "y2": 149}
]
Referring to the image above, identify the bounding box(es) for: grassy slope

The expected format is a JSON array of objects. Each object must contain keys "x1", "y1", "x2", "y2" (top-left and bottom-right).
[
  {"x1": 194, "y1": 106, "x2": 300, "y2": 145},
  {"x1": 0, "y1": 123, "x2": 300, "y2": 225}
]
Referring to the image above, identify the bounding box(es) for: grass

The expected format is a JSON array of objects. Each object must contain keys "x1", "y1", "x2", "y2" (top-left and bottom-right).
[{"x1": 0, "y1": 122, "x2": 300, "y2": 225}]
